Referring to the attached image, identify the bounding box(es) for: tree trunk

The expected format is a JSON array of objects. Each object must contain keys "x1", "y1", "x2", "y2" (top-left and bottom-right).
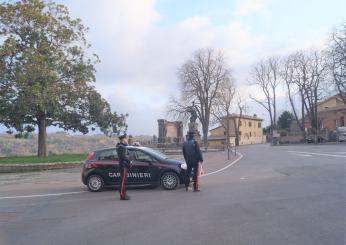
[
  {"x1": 287, "y1": 83, "x2": 304, "y2": 133},
  {"x1": 235, "y1": 118, "x2": 240, "y2": 146},
  {"x1": 300, "y1": 91, "x2": 306, "y2": 141},
  {"x1": 202, "y1": 124, "x2": 208, "y2": 149},
  {"x1": 267, "y1": 100, "x2": 274, "y2": 134},
  {"x1": 273, "y1": 87, "x2": 277, "y2": 129},
  {"x1": 38, "y1": 117, "x2": 47, "y2": 157},
  {"x1": 226, "y1": 112, "x2": 230, "y2": 146}
]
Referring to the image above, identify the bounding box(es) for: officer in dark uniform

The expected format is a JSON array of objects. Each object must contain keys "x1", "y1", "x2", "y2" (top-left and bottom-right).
[
  {"x1": 183, "y1": 131, "x2": 203, "y2": 192},
  {"x1": 116, "y1": 134, "x2": 131, "y2": 200}
]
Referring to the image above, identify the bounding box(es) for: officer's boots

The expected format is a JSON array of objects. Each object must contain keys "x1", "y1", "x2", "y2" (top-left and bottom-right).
[{"x1": 121, "y1": 194, "x2": 130, "y2": 200}]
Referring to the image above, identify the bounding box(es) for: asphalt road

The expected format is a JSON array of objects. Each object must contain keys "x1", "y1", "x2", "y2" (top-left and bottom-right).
[{"x1": 0, "y1": 144, "x2": 345, "y2": 245}]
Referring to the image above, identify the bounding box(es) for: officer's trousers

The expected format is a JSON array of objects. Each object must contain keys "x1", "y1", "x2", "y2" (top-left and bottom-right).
[
  {"x1": 185, "y1": 164, "x2": 199, "y2": 190},
  {"x1": 119, "y1": 166, "x2": 128, "y2": 199}
]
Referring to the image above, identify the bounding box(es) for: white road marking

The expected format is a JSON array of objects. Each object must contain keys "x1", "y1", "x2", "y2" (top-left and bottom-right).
[
  {"x1": 314, "y1": 151, "x2": 346, "y2": 155},
  {"x1": 288, "y1": 151, "x2": 346, "y2": 158},
  {"x1": 294, "y1": 154, "x2": 313, "y2": 157},
  {"x1": 202, "y1": 152, "x2": 244, "y2": 177},
  {"x1": 0, "y1": 191, "x2": 87, "y2": 200}
]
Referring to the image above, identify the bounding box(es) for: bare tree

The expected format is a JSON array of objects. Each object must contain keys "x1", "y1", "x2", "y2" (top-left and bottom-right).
[
  {"x1": 233, "y1": 97, "x2": 247, "y2": 146},
  {"x1": 211, "y1": 77, "x2": 236, "y2": 146},
  {"x1": 168, "y1": 48, "x2": 231, "y2": 146},
  {"x1": 281, "y1": 53, "x2": 306, "y2": 138},
  {"x1": 281, "y1": 50, "x2": 328, "y2": 141},
  {"x1": 295, "y1": 51, "x2": 327, "y2": 139},
  {"x1": 329, "y1": 23, "x2": 346, "y2": 105},
  {"x1": 250, "y1": 56, "x2": 280, "y2": 133}
]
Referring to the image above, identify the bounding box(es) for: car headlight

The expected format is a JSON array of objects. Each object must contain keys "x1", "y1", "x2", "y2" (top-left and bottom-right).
[{"x1": 180, "y1": 163, "x2": 187, "y2": 170}]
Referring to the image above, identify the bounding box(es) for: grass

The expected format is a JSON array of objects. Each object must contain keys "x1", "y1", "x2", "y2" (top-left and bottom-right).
[{"x1": 0, "y1": 153, "x2": 88, "y2": 164}]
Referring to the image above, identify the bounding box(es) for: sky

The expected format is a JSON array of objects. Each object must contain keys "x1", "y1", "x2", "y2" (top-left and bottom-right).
[{"x1": 1, "y1": 0, "x2": 346, "y2": 136}]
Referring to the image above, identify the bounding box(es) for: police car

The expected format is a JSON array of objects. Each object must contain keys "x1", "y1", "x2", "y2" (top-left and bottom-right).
[{"x1": 82, "y1": 146, "x2": 187, "y2": 192}]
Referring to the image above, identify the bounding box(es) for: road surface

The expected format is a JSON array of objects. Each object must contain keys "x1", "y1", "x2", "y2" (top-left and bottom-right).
[{"x1": 0, "y1": 144, "x2": 345, "y2": 245}]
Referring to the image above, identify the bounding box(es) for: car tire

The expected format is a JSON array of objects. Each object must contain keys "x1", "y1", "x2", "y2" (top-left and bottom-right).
[
  {"x1": 87, "y1": 174, "x2": 104, "y2": 192},
  {"x1": 161, "y1": 171, "x2": 179, "y2": 190}
]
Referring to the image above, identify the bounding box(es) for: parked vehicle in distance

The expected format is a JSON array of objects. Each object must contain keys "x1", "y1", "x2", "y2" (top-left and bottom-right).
[
  {"x1": 82, "y1": 146, "x2": 187, "y2": 192},
  {"x1": 306, "y1": 135, "x2": 326, "y2": 143},
  {"x1": 337, "y1": 127, "x2": 346, "y2": 142}
]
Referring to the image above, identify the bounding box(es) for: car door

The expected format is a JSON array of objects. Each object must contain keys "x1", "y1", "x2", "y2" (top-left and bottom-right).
[
  {"x1": 128, "y1": 149, "x2": 160, "y2": 184},
  {"x1": 96, "y1": 149, "x2": 119, "y2": 185}
]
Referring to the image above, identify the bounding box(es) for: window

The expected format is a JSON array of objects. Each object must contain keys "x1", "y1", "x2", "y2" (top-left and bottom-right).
[
  {"x1": 98, "y1": 150, "x2": 118, "y2": 161},
  {"x1": 320, "y1": 120, "x2": 324, "y2": 129},
  {"x1": 248, "y1": 122, "x2": 252, "y2": 127},
  {"x1": 239, "y1": 121, "x2": 242, "y2": 126},
  {"x1": 250, "y1": 132, "x2": 252, "y2": 137},
  {"x1": 134, "y1": 150, "x2": 153, "y2": 162},
  {"x1": 335, "y1": 119, "x2": 339, "y2": 128},
  {"x1": 224, "y1": 131, "x2": 226, "y2": 135},
  {"x1": 341, "y1": 116, "x2": 345, "y2": 127},
  {"x1": 239, "y1": 131, "x2": 242, "y2": 136},
  {"x1": 258, "y1": 122, "x2": 261, "y2": 128}
]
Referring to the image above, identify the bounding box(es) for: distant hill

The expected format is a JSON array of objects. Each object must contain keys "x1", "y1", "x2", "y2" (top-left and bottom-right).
[{"x1": 0, "y1": 133, "x2": 154, "y2": 157}]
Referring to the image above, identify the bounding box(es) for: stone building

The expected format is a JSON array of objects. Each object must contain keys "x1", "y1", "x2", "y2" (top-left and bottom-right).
[
  {"x1": 313, "y1": 94, "x2": 346, "y2": 141},
  {"x1": 317, "y1": 94, "x2": 345, "y2": 130},
  {"x1": 157, "y1": 119, "x2": 183, "y2": 145},
  {"x1": 290, "y1": 94, "x2": 346, "y2": 141},
  {"x1": 208, "y1": 114, "x2": 264, "y2": 146}
]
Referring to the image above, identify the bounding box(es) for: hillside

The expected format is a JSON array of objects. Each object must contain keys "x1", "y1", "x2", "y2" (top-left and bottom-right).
[{"x1": 0, "y1": 133, "x2": 153, "y2": 157}]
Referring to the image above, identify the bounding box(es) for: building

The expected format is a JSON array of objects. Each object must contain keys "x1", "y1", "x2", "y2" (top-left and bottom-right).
[
  {"x1": 318, "y1": 94, "x2": 346, "y2": 130},
  {"x1": 157, "y1": 119, "x2": 183, "y2": 145},
  {"x1": 317, "y1": 95, "x2": 346, "y2": 140},
  {"x1": 208, "y1": 114, "x2": 264, "y2": 147}
]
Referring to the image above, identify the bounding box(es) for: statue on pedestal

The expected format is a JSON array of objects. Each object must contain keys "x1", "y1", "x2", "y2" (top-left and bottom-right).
[
  {"x1": 186, "y1": 102, "x2": 197, "y2": 123},
  {"x1": 186, "y1": 102, "x2": 201, "y2": 143}
]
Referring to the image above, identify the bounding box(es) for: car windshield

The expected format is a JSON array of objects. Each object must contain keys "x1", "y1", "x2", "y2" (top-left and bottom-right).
[{"x1": 141, "y1": 147, "x2": 168, "y2": 159}]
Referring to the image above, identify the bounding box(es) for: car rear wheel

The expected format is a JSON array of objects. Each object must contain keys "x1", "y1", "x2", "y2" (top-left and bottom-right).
[
  {"x1": 161, "y1": 172, "x2": 179, "y2": 190},
  {"x1": 87, "y1": 174, "x2": 104, "y2": 192}
]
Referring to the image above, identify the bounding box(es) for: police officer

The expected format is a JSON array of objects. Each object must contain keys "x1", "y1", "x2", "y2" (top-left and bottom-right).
[
  {"x1": 116, "y1": 134, "x2": 131, "y2": 200},
  {"x1": 183, "y1": 131, "x2": 203, "y2": 192}
]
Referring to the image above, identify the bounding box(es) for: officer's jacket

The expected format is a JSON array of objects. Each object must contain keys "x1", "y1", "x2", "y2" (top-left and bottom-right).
[
  {"x1": 116, "y1": 143, "x2": 131, "y2": 168},
  {"x1": 182, "y1": 139, "x2": 203, "y2": 166}
]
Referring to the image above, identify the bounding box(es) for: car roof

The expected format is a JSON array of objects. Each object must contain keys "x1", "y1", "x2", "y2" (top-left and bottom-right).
[{"x1": 93, "y1": 146, "x2": 142, "y2": 153}]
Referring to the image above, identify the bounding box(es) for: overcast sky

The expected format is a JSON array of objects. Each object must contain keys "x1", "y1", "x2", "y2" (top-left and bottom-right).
[{"x1": 1, "y1": 0, "x2": 346, "y2": 136}]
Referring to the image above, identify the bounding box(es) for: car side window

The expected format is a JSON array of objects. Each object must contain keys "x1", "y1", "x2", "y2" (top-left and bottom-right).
[
  {"x1": 128, "y1": 149, "x2": 136, "y2": 160},
  {"x1": 134, "y1": 150, "x2": 153, "y2": 162},
  {"x1": 98, "y1": 150, "x2": 118, "y2": 161}
]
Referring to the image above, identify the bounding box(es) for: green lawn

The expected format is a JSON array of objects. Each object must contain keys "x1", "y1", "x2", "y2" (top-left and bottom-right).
[{"x1": 0, "y1": 153, "x2": 88, "y2": 164}]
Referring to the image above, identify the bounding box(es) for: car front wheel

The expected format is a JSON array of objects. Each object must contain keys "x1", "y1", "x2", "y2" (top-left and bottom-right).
[
  {"x1": 161, "y1": 172, "x2": 179, "y2": 190},
  {"x1": 87, "y1": 174, "x2": 104, "y2": 192}
]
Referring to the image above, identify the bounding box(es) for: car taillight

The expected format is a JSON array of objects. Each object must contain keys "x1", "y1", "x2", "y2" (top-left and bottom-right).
[{"x1": 86, "y1": 151, "x2": 94, "y2": 161}]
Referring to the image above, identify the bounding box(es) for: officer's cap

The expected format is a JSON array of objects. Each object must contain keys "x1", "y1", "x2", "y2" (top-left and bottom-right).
[
  {"x1": 118, "y1": 134, "x2": 127, "y2": 140},
  {"x1": 188, "y1": 131, "x2": 195, "y2": 135}
]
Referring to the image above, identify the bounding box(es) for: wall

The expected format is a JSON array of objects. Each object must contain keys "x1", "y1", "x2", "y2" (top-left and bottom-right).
[
  {"x1": 210, "y1": 126, "x2": 226, "y2": 137},
  {"x1": 209, "y1": 117, "x2": 263, "y2": 146},
  {"x1": 318, "y1": 97, "x2": 345, "y2": 112},
  {"x1": 319, "y1": 109, "x2": 346, "y2": 131},
  {"x1": 237, "y1": 119, "x2": 263, "y2": 145},
  {"x1": 157, "y1": 119, "x2": 183, "y2": 144},
  {"x1": 166, "y1": 123, "x2": 178, "y2": 138}
]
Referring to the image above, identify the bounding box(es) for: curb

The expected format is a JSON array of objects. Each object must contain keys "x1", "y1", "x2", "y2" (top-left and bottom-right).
[
  {"x1": 0, "y1": 161, "x2": 83, "y2": 173},
  {"x1": 271, "y1": 142, "x2": 346, "y2": 146}
]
